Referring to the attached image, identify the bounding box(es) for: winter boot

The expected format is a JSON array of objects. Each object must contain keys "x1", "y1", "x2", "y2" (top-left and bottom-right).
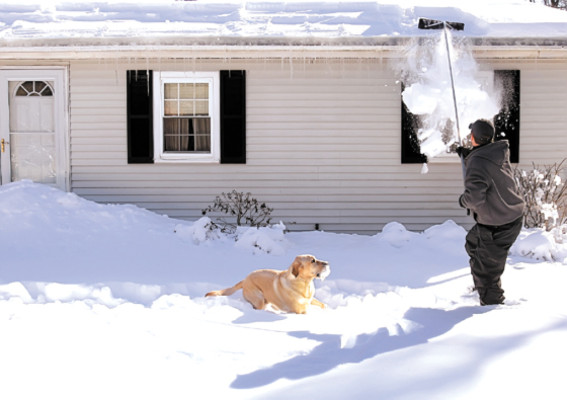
[{"x1": 478, "y1": 286, "x2": 505, "y2": 306}]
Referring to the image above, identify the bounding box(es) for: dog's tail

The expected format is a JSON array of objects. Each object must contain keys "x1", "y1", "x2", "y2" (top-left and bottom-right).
[{"x1": 205, "y1": 281, "x2": 244, "y2": 297}]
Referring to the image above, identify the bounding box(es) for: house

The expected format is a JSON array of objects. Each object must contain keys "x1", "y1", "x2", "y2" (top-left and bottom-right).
[{"x1": 1, "y1": 0, "x2": 567, "y2": 234}]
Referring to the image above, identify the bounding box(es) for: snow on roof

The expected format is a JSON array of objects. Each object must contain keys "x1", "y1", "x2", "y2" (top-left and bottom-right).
[{"x1": 1, "y1": 0, "x2": 567, "y2": 47}]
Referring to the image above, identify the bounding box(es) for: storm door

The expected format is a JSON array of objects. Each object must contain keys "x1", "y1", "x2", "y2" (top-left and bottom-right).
[{"x1": 0, "y1": 69, "x2": 68, "y2": 190}]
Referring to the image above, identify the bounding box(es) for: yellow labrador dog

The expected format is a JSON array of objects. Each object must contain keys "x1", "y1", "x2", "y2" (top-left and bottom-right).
[{"x1": 205, "y1": 254, "x2": 330, "y2": 314}]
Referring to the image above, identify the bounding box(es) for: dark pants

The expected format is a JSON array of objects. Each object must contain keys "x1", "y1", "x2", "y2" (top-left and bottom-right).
[{"x1": 465, "y1": 217, "x2": 523, "y2": 305}]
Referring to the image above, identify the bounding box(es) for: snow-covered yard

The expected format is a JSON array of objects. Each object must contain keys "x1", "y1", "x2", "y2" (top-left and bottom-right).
[
  {"x1": 1, "y1": 181, "x2": 566, "y2": 399},
  {"x1": 1, "y1": 1, "x2": 567, "y2": 398}
]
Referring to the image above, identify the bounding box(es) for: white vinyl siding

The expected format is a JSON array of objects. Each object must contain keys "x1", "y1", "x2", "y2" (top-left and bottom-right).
[{"x1": 68, "y1": 58, "x2": 567, "y2": 234}]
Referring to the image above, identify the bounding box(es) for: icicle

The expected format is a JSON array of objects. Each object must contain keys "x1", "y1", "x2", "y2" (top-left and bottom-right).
[
  {"x1": 289, "y1": 56, "x2": 293, "y2": 79},
  {"x1": 420, "y1": 163, "x2": 429, "y2": 174}
]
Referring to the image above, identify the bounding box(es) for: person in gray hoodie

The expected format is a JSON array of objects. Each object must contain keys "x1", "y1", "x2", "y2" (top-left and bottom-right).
[{"x1": 458, "y1": 119, "x2": 525, "y2": 305}]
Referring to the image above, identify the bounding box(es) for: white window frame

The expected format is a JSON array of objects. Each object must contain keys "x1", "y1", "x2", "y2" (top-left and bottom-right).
[{"x1": 153, "y1": 71, "x2": 220, "y2": 163}]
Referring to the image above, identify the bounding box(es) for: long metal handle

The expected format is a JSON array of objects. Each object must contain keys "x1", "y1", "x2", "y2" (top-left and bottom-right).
[{"x1": 443, "y1": 23, "x2": 461, "y2": 146}]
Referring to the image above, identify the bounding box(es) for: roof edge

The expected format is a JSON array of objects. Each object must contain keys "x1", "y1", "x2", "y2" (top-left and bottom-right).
[
  {"x1": 1, "y1": 37, "x2": 567, "y2": 60},
  {"x1": 2, "y1": 35, "x2": 567, "y2": 48}
]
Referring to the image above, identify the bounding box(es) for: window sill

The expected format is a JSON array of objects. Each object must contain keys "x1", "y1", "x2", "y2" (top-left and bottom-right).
[
  {"x1": 154, "y1": 153, "x2": 220, "y2": 164},
  {"x1": 427, "y1": 153, "x2": 462, "y2": 164}
]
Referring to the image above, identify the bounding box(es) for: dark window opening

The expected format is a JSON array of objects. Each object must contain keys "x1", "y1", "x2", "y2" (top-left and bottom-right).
[{"x1": 401, "y1": 70, "x2": 521, "y2": 164}]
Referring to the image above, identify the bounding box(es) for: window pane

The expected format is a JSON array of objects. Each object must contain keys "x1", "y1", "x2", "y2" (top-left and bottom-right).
[
  {"x1": 164, "y1": 134, "x2": 179, "y2": 152},
  {"x1": 163, "y1": 117, "x2": 211, "y2": 152},
  {"x1": 195, "y1": 135, "x2": 210, "y2": 151},
  {"x1": 180, "y1": 118, "x2": 191, "y2": 135},
  {"x1": 15, "y1": 81, "x2": 54, "y2": 97},
  {"x1": 194, "y1": 83, "x2": 209, "y2": 99},
  {"x1": 41, "y1": 86, "x2": 53, "y2": 96},
  {"x1": 163, "y1": 118, "x2": 179, "y2": 134},
  {"x1": 10, "y1": 90, "x2": 55, "y2": 132},
  {"x1": 10, "y1": 133, "x2": 56, "y2": 184},
  {"x1": 163, "y1": 81, "x2": 210, "y2": 119},
  {"x1": 164, "y1": 100, "x2": 178, "y2": 116},
  {"x1": 179, "y1": 83, "x2": 195, "y2": 99},
  {"x1": 194, "y1": 118, "x2": 211, "y2": 151},
  {"x1": 16, "y1": 86, "x2": 28, "y2": 96},
  {"x1": 21, "y1": 81, "x2": 34, "y2": 94},
  {"x1": 35, "y1": 81, "x2": 46, "y2": 93},
  {"x1": 179, "y1": 100, "x2": 194, "y2": 116},
  {"x1": 164, "y1": 83, "x2": 178, "y2": 99},
  {"x1": 195, "y1": 100, "x2": 208, "y2": 116},
  {"x1": 194, "y1": 118, "x2": 210, "y2": 134}
]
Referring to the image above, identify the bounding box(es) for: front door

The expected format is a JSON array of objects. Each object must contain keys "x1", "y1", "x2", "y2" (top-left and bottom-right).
[{"x1": 0, "y1": 68, "x2": 68, "y2": 190}]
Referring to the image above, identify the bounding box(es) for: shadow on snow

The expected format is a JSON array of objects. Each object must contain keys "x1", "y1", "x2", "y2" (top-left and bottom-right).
[{"x1": 231, "y1": 306, "x2": 490, "y2": 389}]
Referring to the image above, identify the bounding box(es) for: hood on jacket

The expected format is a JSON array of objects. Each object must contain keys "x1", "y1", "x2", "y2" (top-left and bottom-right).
[{"x1": 466, "y1": 140, "x2": 510, "y2": 167}]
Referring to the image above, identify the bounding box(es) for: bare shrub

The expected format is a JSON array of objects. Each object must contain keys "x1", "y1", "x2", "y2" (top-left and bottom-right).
[
  {"x1": 202, "y1": 190, "x2": 273, "y2": 233},
  {"x1": 514, "y1": 159, "x2": 567, "y2": 230}
]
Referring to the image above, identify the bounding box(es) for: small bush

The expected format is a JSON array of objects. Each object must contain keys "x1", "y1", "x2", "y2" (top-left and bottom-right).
[
  {"x1": 202, "y1": 190, "x2": 273, "y2": 233},
  {"x1": 514, "y1": 159, "x2": 567, "y2": 230}
]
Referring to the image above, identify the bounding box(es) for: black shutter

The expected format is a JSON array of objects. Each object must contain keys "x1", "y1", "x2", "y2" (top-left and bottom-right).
[
  {"x1": 127, "y1": 70, "x2": 153, "y2": 164},
  {"x1": 401, "y1": 83, "x2": 427, "y2": 164},
  {"x1": 220, "y1": 70, "x2": 246, "y2": 164},
  {"x1": 494, "y1": 70, "x2": 520, "y2": 163}
]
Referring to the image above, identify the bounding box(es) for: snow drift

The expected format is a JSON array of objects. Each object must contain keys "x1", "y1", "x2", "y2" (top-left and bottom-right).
[{"x1": 1, "y1": 181, "x2": 566, "y2": 399}]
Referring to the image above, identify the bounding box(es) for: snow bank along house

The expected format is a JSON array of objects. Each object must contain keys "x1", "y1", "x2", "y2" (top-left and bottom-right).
[{"x1": 1, "y1": 0, "x2": 567, "y2": 234}]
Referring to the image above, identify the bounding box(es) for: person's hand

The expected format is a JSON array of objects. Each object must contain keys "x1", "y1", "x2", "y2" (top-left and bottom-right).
[{"x1": 456, "y1": 146, "x2": 471, "y2": 158}]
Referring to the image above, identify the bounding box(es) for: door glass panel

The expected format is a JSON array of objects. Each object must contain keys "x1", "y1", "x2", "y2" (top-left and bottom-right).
[
  {"x1": 10, "y1": 134, "x2": 56, "y2": 183},
  {"x1": 8, "y1": 80, "x2": 56, "y2": 184}
]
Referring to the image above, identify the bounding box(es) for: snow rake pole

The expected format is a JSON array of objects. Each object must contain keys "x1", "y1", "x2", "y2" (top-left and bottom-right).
[
  {"x1": 418, "y1": 17, "x2": 465, "y2": 144},
  {"x1": 418, "y1": 17, "x2": 467, "y2": 178}
]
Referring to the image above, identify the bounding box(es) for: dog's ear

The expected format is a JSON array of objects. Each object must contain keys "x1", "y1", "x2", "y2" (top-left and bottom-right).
[{"x1": 291, "y1": 258, "x2": 302, "y2": 277}]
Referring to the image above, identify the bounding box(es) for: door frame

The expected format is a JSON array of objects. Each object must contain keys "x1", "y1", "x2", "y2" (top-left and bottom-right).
[{"x1": 0, "y1": 67, "x2": 69, "y2": 191}]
